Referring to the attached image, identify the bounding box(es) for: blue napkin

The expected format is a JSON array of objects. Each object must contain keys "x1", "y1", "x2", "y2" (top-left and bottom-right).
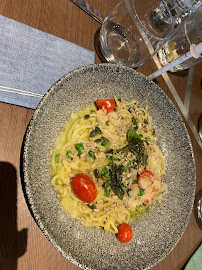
[
  {"x1": 184, "y1": 243, "x2": 202, "y2": 270},
  {"x1": 0, "y1": 15, "x2": 95, "y2": 109}
]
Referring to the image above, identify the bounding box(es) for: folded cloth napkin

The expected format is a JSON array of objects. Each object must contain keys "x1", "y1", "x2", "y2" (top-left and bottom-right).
[
  {"x1": 0, "y1": 15, "x2": 95, "y2": 109},
  {"x1": 184, "y1": 243, "x2": 202, "y2": 270}
]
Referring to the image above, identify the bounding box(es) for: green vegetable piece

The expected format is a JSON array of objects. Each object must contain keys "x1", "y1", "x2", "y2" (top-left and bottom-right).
[
  {"x1": 101, "y1": 140, "x2": 109, "y2": 147},
  {"x1": 75, "y1": 142, "x2": 84, "y2": 152},
  {"x1": 138, "y1": 189, "x2": 145, "y2": 196},
  {"x1": 102, "y1": 175, "x2": 108, "y2": 181},
  {"x1": 94, "y1": 169, "x2": 101, "y2": 178},
  {"x1": 128, "y1": 126, "x2": 139, "y2": 139},
  {"x1": 126, "y1": 161, "x2": 131, "y2": 168},
  {"x1": 108, "y1": 163, "x2": 125, "y2": 200},
  {"x1": 117, "y1": 165, "x2": 125, "y2": 175},
  {"x1": 101, "y1": 167, "x2": 109, "y2": 175},
  {"x1": 55, "y1": 153, "x2": 60, "y2": 163},
  {"x1": 84, "y1": 114, "x2": 90, "y2": 119},
  {"x1": 128, "y1": 126, "x2": 144, "y2": 140},
  {"x1": 124, "y1": 161, "x2": 132, "y2": 172},
  {"x1": 102, "y1": 181, "x2": 111, "y2": 190},
  {"x1": 78, "y1": 151, "x2": 83, "y2": 157},
  {"x1": 104, "y1": 190, "x2": 110, "y2": 197},
  {"x1": 145, "y1": 136, "x2": 151, "y2": 142},
  {"x1": 132, "y1": 117, "x2": 139, "y2": 125},
  {"x1": 88, "y1": 150, "x2": 95, "y2": 158},
  {"x1": 90, "y1": 126, "x2": 102, "y2": 137},
  {"x1": 127, "y1": 126, "x2": 147, "y2": 166},
  {"x1": 106, "y1": 155, "x2": 119, "y2": 161},
  {"x1": 111, "y1": 185, "x2": 124, "y2": 200},
  {"x1": 66, "y1": 151, "x2": 72, "y2": 158},
  {"x1": 90, "y1": 130, "x2": 98, "y2": 137},
  {"x1": 88, "y1": 203, "x2": 96, "y2": 210},
  {"x1": 95, "y1": 139, "x2": 102, "y2": 144},
  {"x1": 121, "y1": 184, "x2": 126, "y2": 191},
  {"x1": 95, "y1": 126, "x2": 102, "y2": 134}
]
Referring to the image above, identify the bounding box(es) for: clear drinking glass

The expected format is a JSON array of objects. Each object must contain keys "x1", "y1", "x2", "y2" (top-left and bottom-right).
[
  {"x1": 99, "y1": 0, "x2": 201, "y2": 68},
  {"x1": 157, "y1": 6, "x2": 202, "y2": 72},
  {"x1": 100, "y1": 0, "x2": 174, "y2": 68}
]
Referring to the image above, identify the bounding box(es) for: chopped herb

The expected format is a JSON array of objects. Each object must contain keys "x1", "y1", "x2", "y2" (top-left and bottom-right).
[
  {"x1": 77, "y1": 151, "x2": 83, "y2": 157},
  {"x1": 132, "y1": 117, "x2": 139, "y2": 125},
  {"x1": 124, "y1": 161, "x2": 131, "y2": 172},
  {"x1": 101, "y1": 140, "x2": 109, "y2": 147},
  {"x1": 145, "y1": 136, "x2": 151, "y2": 142},
  {"x1": 138, "y1": 189, "x2": 145, "y2": 196},
  {"x1": 127, "y1": 126, "x2": 148, "y2": 166},
  {"x1": 66, "y1": 151, "x2": 72, "y2": 158},
  {"x1": 104, "y1": 190, "x2": 110, "y2": 197},
  {"x1": 101, "y1": 167, "x2": 109, "y2": 175},
  {"x1": 106, "y1": 155, "x2": 119, "y2": 161},
  {"x1": 55, "y1": 153, "x2": 60, "y2": 163},
  {"x1": 88, "y1": 150, "x2": 95, "y2": 158},
  {"x1": 108, "y1": 163, "x2": 125, "y2": 200}
]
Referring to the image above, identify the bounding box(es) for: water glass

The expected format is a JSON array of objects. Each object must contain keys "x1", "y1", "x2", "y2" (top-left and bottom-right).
[
  {"x1": 157, "y1": 6, "x2": 202, "y2": 72},
  {"x1": 100, "y1": 0, "x2": 174, "y2": 68}
]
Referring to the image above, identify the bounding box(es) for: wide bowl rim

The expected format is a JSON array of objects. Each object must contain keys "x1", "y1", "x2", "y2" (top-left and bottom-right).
[{"x1": 22, "y1": 63, "x2": 196, "y2": 270}]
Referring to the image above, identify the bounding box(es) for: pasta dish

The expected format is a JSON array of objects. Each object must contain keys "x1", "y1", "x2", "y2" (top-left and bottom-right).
[{"x1": 50, "y1": 97, "x2": 166, "y2": 242}]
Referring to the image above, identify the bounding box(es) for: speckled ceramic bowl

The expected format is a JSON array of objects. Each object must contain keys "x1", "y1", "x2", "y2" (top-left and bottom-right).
[{"x1": 23, "y1": 63, "x2": 196, "y2": 270}]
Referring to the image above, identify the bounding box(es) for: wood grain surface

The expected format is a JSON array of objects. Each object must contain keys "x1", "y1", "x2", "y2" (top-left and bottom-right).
[{"x1": 0, "y1": 0, "x2": 201, "y2": 269}]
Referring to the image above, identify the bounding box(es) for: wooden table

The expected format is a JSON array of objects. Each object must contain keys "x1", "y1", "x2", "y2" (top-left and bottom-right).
[{"x1": 0, "y1": 0, "x2": 201, "y2": 269}]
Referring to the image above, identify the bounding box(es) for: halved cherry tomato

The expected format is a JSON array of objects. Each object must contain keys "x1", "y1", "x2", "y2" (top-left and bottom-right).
[
  {"x1": 137, "y1": 170, "x2": 154, "y2": 190},
  {"x1": 95, "y1": 99, "x2": 115, "y2": 113},
  {"x1": 71, "y1": 173, "x2": 97, "y2": 203},
  {"x1": 116, "y1": 223, "x2": 133, "y2": 243}
]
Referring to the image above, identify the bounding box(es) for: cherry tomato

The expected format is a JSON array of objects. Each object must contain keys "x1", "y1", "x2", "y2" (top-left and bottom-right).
[
  {"x1": 95, "y1": 99, "x2": 115, "y2": 113},
  {"x1": 137, "y1": 170, "x2": 154, "y2": 190},
  {"x1": 116, "y1": 223, "x2": 133, "y2": 243},
  {"x1": 71, "y1": 173, "x2": 97, "y2": 203}
]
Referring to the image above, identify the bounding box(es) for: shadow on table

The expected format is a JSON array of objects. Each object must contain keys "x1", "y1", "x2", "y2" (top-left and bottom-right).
[{"x1": 0, "y1": 162, "x2": 28, "y2": 270}]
